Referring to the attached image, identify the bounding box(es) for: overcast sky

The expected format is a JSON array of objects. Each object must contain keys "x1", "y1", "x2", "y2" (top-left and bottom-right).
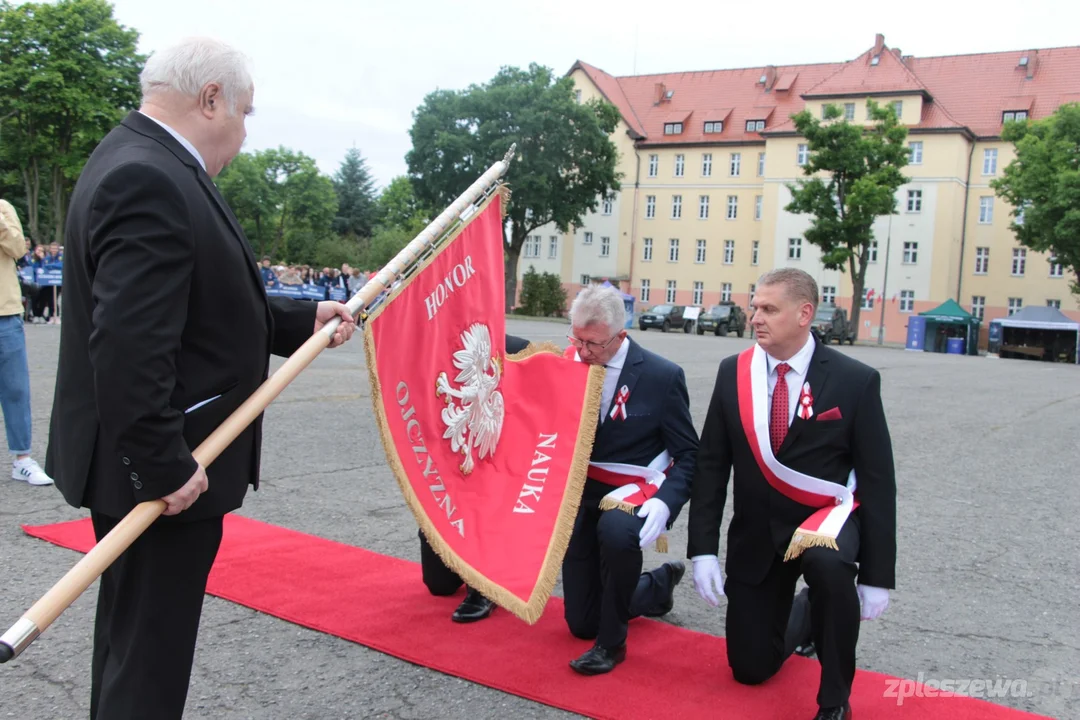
[{"x1": 105, "y1": 0, "x2": 1077, "y2": 191}]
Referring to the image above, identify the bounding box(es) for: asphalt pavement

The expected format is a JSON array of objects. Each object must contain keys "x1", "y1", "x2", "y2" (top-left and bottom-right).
[{"x1": 2, "y1": 319, "x2": 1077, "y2": 719}]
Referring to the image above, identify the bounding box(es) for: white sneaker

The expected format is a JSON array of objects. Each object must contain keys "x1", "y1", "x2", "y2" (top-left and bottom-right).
[{"x1": 12, "y1": 457, "x2": 53, "y2": 486}]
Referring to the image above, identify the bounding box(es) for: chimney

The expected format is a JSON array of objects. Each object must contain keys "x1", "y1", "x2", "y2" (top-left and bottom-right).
[
  {"x1": 1019, "y1": 50, "x2": 1039, "y2": 79},
  {"x1": 654, "y1": 82, "x2": 667, "y2": 105},
  {"x1": 759, "y1": 65, "x2": 778, "y2": 91},
  {"x1": 873, "y1": 33, "x2": 885, "y2": 56}
]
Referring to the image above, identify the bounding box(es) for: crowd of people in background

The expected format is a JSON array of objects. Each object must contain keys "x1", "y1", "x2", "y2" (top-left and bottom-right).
[
  {"x1": 17, "y1": 239, "x2": 64, "y2": 324},
  {"x1": 259, "y1": 257, "x2": 376, "y2": 296}
]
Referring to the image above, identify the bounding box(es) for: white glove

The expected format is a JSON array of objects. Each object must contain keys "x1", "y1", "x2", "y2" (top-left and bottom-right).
[
  {"x1": 691, "y1": 555, "x2": 725, "y2": 607},
  {"x1": 857, "y1": 584, "x2": 889, "y2": 620},
  {"x1": 636, "y1": 498, "x2": 671, "y2": 548}
]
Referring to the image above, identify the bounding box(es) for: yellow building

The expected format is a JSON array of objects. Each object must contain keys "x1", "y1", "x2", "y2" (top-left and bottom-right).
[{"x1": 535, "y1": 34, "x2": 1079, "y2": 344}]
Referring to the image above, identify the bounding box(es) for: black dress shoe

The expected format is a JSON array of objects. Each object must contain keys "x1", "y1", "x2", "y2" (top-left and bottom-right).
[
  {"x1": 644, "y1": 560, "x2": 686, "y2": 618},
  {"x1": 812, "y1": 703, "x2": 851, "y2": 720},
  {"x1": 569, "y1": 643, "x2": 627, "y2": 676},
  {"x1": 451, "y1": 587, "x2": 495, "y2": 623}
]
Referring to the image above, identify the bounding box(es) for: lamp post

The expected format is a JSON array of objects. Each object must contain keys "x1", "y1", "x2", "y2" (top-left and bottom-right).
[{"x1": 877, "y1": 213, "x2": 893, "y2": 345}]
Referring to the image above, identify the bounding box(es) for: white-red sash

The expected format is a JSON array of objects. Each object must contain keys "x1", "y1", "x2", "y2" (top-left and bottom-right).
[
  {"x1": 737, "y1": 344, "x2": 859, "y2": 560},
  {"x1": 588, "y1": 451, "x2": 672, "y2": 553}
]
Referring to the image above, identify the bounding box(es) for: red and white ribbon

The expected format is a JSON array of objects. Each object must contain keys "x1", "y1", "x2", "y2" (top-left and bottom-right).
[
  {"x1": 798, "y1": 382, "x2": 814, "y2": 420},
  {"x1": 609, "y1": 384, "x2": 629, "y2": 421}
]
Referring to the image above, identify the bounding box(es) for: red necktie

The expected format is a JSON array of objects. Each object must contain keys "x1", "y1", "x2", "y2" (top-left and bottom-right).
[{"x1": 770, "y1": 363, "x2": 791, "y2": 454}]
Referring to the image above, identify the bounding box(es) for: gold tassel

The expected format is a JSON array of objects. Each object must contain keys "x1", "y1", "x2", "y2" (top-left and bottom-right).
[
  {"x1": 654, "y1": 534, "x2": 668, "y2": 554},
  {"x1": 598, "y1": 496, "x2": 637, "y2": 514},
  {"x1": 783, "y1": 531, "x2": 839, "y2": 562}
]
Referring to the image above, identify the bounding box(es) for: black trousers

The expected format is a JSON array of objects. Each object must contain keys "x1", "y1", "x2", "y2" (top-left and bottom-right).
[
  {"x1": 89, "y1": 511, "x2": 224, "y2": 720},
  {"x1": 561, "y1": 503, "x2": 676, "y2": 649},
  {"x1": 724, "y1": 517, "x2": 861, "y2": 708},
  {"x1": 418, "y1": 528, "x2": 465, "y2": 597}
]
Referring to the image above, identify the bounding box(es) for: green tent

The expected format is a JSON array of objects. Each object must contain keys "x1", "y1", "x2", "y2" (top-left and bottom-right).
[{"x1": 919, "y1": 299, "x2": 981, "y2": 355}]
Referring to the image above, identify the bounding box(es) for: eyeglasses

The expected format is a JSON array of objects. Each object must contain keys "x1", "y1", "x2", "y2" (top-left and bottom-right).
[{"x1": 567, "y1": 333, "x2": 618, "y2": 354}]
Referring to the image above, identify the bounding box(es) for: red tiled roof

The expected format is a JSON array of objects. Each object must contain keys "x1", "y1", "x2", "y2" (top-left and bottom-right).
[{"x1": 571, "y1": 38, "x2": 1080, "y2": 144}]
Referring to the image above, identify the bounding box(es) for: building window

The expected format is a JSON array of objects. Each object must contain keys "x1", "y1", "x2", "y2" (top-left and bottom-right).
[
  {"x1": 1003, "y1": 110, "x2": 1028, "y2": 123},
  {"x1": 909, "y1": 141, "x2": 923, "y2": 164},
  {"x1": 672, "y1": 195, "x2": 682, "y2": 219},
  {"x1": 754, "y1": 195, "x2": 763, "y2": 221},
  {"x1": 702, "y1": 153, "x2": 712, "y2": 177},
  {"x1": 822, "y1": 286, "x2": 836, "y2": 305},
  {"x1": 907, "y1": 189, "x2": 922, "y2": 213},
  {"x1": 548, "y1": 236, "x2": 558, "y2": 259},
  {"x1": 602, "y1": 197, "x2": 613, "y2": 215},
  {"x1": 730, "y1": 153, "x2": 741, "y2": 177},
  {"x1": 861, "y1": 289, "x2": 874, "y2": 311},
  {"x1": 971, "y1": 296, "x2": 985, "y2": 320},
  {"x1": 674, "y1": 154, "x2": 685, "y2": 177},
  {"x1": 749, "y1": 283, "x2": 756, "y2": 306},
  {"x1": 704, "y1": 121, "x2": 723, "y2": 134},
  {"x1": 693, "y1": 281, "x2": 704, "y2": 305},
  {"x1": 648, "y1": 155, "x2": 658, "y2": 177},
  {"x1": 899, "y1": 290, "x2": 914, "y2": 313},
  {"x1": 1012, "y1": 248, "x2": 1026, "y2": 276},
  {"x1": 645, "y1": 195, "x2": 656, "y2": 219},
  {"x1": 1047, "y1": 299, "x2": 1061, "y2": 309},
  {"x1": 696, "y1": 239, "x2": 706, "y2": 264},
  {"x1": 975, "y1": 247, "x2": 989, "y2": 274},
  {"x1": 797, "y1": 144, "x2": 809, "y2": 166},
  {"x1": 575, "y1": 90, "x2": 582, "y2": 104},
  {"x1": 745, "y1": 119, "x2": 765, "y2": 132},
  {"x1": 724, "y1": 239, "x2": 735, "y2": 265},
  {"x1": 699, "y1": 195, "x2": 709, "y2": 220},
  {"x1": 668, "y1": 238, "x2": 679, "y2": 262},
  {"x1": 1049, "y1": 257, "x2": 1064, "y2": 277},
  {"x1": 583, "y1": 231, "x2": 593, "y2": 245},
  {"x1": 979, "y1": 197, "x2": 994, "y2": 224},
  {"x1": 1008, "y1": 297, "x2": 1023, "y2": 316},
  {"x1": 844, "y1": 103, "x2": 855, "y2": 121},
  {"x1": 983, "y1": 148, "x2": 998, "y2": 176},
  {"x1": 752, "y1": 240, "x2": 760, "y2": 266},
  {"x1": 727, "y1": 195, "x2": 738, "y2": 220},
  {"x1": 600, "y1": 236, "x2": 610, "y2": 257},
  {"x1": 758, "y1": 152, "x2": 766, "y2": 177},
  {"x1": 580, "y1": 274, "x2": 591, "y2": 286},
  {"x1": 788, "y1": 238, "x2": 803, "y2": 259},
  {"x1": 523, "y1": 235, "x2": 538, "y2": 258},
  {"x1": 892, "y1": 101, "x2": 903, "y2": 118},
  {"x1": 903, "y1": 241, "x2": 918, "y2": 264},
  {"x1": 664, "y1": 122, "x2": 683, "y2": 135},
  {"x1": 666, "y1": 280, "x2": 677, "y2": 303},
  {"x1": 640, "y1": 279, "x2": 651, "y2": 302},
  {"x1": 868, "y1": 240, "x2": 878, "y2": 263},
  {"x1": 642, "y1": 237, "x2": 653, "y2": 261},
  {"x1": 721, "y1": 282, "x2": 732, "y2": 302}
]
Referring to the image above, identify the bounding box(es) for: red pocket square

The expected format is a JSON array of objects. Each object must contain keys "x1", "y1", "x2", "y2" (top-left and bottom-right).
[{"x1": 816, "y1": 407, "x2": 842, "y2": 422}]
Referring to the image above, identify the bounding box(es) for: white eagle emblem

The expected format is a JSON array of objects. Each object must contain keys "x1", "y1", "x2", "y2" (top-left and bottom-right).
[{"x1": 435, "y1": 323, "x2": 505, "y2": 475}]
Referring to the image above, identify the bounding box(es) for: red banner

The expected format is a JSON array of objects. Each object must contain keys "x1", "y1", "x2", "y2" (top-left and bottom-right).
[{"x1": 363, "y1": 192, "x2": 602, "y2": 623}]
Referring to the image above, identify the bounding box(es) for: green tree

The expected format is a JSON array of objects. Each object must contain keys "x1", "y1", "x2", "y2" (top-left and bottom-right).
[
  {"x1": 332, "y1": 147, "x2": 378, "y2": 238},
  {"x1": 367, "y1": 225, "x2": 414, "y2": 267},
  {"x1": 786, "y1": 99, "x2": 909, "y2": 334},
  {"x1": 217, "y1": 152, "x2": 275, "y2": 256},
  {"x1": 540, "y1": 271, "x2": 567, "y2": 316},
  {"x1": 406, "y1": 63, "x2": 621, "y2": 310},
  {"x1": 377, "y1": 175, "x2": 429, "y2": 234},
  {"x1": 518, "y1": 265, "x2": 543, "y2": 315},
  {"x1": 991, "y1": 103, "x2": 1080, "y2": 296},
  {"x1": 0, "y1": 0, "x2": 144, "y2": 243}
]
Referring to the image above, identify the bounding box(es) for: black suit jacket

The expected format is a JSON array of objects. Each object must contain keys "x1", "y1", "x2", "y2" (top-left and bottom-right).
[
  {"x1": 46, "y1": 111, "x2": 317, "y2": 522},
  {"x1": 583, "y1": 337, "x2": 699, "y2": 523},
  {"x1": 687, "y1": 339, "x2": 896, "y2": 589}
]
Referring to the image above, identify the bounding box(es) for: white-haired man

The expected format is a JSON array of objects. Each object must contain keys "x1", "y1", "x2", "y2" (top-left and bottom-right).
[
  {"x1": 687, "y1": 268, "x2": 896, "y2": 720},
  {"x1": 46, "y1": 37, "x2": 356, "y2": 719},
  {"x1": 561, "y1": 285, "x2": 698, "y2": 675}
]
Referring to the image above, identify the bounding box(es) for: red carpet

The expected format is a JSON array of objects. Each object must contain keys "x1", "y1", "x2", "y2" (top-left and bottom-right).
[{"x1": 23, "y1": 516, "x2": 1046, "y2": 720}]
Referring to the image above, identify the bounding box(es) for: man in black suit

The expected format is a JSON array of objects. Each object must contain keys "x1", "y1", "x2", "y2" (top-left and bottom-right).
[
  {"x1": 687, "y1": 268, "x2": 896, "y2": 720},
  {"x1": 561, "y1": 285, "x2": 698, "y2": 675},
  {"x1": 418, "y1": 333, "x2": 530, "y2": 622},
  {"x1": 45, "y1": 38, "x2": 356, "y2": 720}
]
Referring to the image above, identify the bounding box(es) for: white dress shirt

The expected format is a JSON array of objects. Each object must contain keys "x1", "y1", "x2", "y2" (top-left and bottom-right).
[
  {"x1": 599, "y1": 338, "x2": 630, "y2": 423},
  {"x1": 766, "y1": 333, "x2": 816, "y2": 428},
  {"x1": 138, "y1": 111, "x2": 207, "y2": 172}
]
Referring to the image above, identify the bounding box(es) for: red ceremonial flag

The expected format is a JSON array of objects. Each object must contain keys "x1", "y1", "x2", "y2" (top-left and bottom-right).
[
  {"x1": 867, "y1": 288, "x2": 875, "y2": 300},
  {"x1": 363, "y1": 191, "x2": 603, "y2": 623}
]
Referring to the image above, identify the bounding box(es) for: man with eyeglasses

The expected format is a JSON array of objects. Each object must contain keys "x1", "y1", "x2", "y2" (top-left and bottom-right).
[{"x1": 561, "y1": 285, "x2": 698, "y2": 675}]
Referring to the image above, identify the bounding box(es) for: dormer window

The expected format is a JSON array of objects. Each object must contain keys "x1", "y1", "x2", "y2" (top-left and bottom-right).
[
  {"x1": 745, "y1": 120, "x2": 765, "y2": 132},
  {"x1": 664, "y1": 122, "x2": 683, "y2": 135},
  {"x1": 704, "y1": 121, "x2": 723, "y2": 134},
  {"x1": 1003, "y1": 110, "x2": 1029, "y2": 123}
]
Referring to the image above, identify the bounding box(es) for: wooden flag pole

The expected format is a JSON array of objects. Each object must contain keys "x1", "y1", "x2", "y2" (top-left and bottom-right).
[{"x1": 0, "y1": 145, "x2": 516, "y2": 664}]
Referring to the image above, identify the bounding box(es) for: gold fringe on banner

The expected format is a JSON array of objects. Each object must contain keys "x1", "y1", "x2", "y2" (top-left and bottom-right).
[{"x1": 362, "y1": 190, "x2": 605, "y2": 624}]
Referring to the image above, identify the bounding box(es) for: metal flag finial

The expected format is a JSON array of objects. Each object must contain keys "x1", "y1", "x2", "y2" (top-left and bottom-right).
[{"x1": 502, "y1": 143, "x2": 517, "y2": 165}]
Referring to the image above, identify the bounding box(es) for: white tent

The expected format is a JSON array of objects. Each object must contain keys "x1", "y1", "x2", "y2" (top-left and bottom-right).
[{"x1": 993, "y1": 306, "x2": 1079, "y2": 364}]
